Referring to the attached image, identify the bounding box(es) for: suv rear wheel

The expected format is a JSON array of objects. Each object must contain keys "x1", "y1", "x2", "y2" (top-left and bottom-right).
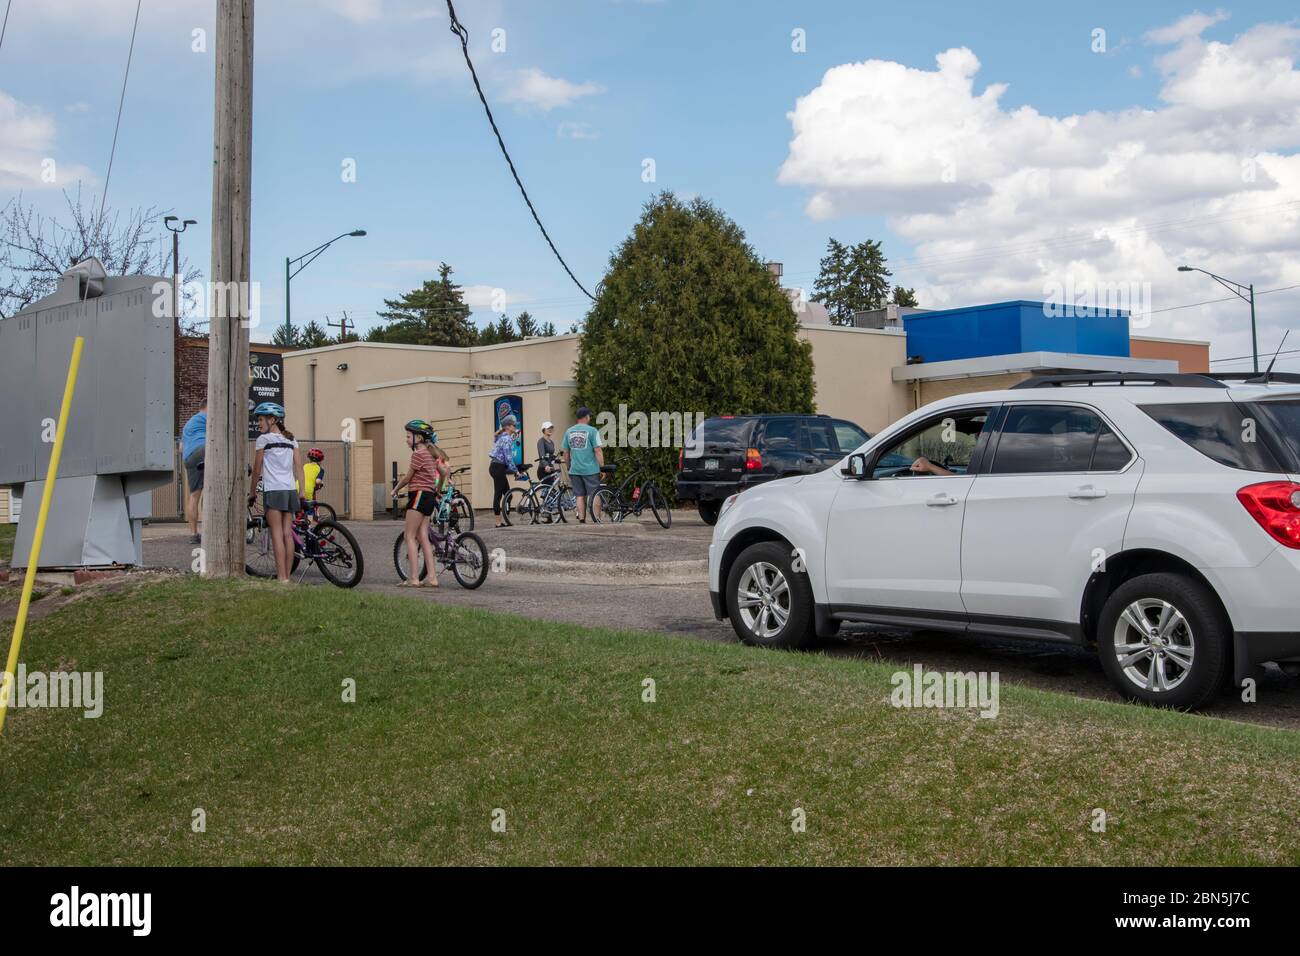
[
  {"x1": 725, "y1": 541, "x2": 815, "y2": 649},
  {"x1": 697, "y1": 500, "x2": 721, "y2": 526},
  {"x1": 1097, "y1": 573, "x2": 1229, "y2": 710}
]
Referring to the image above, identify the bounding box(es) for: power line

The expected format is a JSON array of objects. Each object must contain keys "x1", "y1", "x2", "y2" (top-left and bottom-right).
[
  {"x1": 0, "y1": 0, "x2": 13, "y2": 59},
  {"x1": 444, "y1": 0, "x2": 595, "y2": 302},
  {"x1": 95, "y1": 0, "x2": 143, "y2": 240}
]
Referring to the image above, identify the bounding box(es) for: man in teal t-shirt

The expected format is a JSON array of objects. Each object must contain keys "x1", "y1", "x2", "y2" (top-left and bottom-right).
[{"x1": 561, "y1": 407, "x2": 604, "y2": 523}]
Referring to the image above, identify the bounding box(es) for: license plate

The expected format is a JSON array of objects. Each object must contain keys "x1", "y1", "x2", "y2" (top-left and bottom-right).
[{"x1": 705, "y1": 459, "x2": 719, "y2": 470}]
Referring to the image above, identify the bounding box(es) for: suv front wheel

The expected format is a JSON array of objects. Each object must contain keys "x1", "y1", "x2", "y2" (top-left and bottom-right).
[
  {"x1": 697, "y1": 500, "x2": 721, "y2": 525},
  {"x1": 725, "y1": 541, "x2": 815, "y2": 649},
  {"x1": 1096, "y1": 573, "x2": 1229, "y2": 710}
]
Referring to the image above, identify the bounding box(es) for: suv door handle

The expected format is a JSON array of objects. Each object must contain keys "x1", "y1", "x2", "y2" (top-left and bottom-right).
[
  {"x1": 926, "y1": 493, "x2": 960, "y2": 507},
  {"x1": 1068, "y1": 485, "x2": 1108, "y2": 500}
]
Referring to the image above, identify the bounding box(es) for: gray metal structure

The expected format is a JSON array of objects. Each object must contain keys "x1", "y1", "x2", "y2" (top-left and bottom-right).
[{"x1": 0, "y1": 259, "x2": 174, "y2": 568}]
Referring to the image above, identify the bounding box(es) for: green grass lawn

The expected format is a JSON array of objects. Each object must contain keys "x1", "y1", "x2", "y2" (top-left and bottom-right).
[
  {"x1": 0, "y1": 523, "x2": 14, "y2": 565},
  {"x1": 1, "y1": 576, "x2": 1298, "y2": 866}
]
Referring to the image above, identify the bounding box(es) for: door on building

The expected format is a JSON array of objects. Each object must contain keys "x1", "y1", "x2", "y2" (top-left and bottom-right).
[{"x1": 362, "y1": 418, "x2": 386, "y2": 515}]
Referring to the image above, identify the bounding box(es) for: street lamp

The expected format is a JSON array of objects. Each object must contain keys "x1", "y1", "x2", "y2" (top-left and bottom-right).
[
  {"x1": 1177, "y1": 265, "x2": 1258, "y2": 372},
  {"x1": 284, "y1": 229, "x2": 366, "y2": 343},
  {"x1": 163, "y1": 215, "x2": 197, "y2": 327}
]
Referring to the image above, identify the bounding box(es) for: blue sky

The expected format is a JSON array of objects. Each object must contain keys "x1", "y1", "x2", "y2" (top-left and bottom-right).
[{"x1": 2, "y1": 0, "x2": 1299, "y2": 367}]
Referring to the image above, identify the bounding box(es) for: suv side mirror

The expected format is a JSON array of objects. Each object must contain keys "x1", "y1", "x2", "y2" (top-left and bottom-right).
[{"x1": 842, "y1": 452, "x2": 869, "y2": 479}]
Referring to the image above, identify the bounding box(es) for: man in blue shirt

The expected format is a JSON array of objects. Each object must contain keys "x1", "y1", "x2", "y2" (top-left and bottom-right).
[
  {"x1": 181, "y1": 403, "x2": 207, "y2": 543},
  {"x1": 561, "y1": 406, "x2": 604, "y2": 523}
]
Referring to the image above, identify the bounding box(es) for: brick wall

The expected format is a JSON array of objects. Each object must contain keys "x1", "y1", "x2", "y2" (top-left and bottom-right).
[{"x1": 175, "y1": 338, "x2": 209, "y2": 434}]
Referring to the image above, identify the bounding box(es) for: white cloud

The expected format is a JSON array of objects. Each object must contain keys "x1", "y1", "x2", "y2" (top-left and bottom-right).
[
  {"x1": 0, "y1": 92, "x2": 91, "y2": 189},
  {"x1": 557, "y1": 120, "x2": 599, "y2": 140},
  {"x1": 1144, "y1": 9, "x2": 1229, "y2": 46},
  {"x1": 778, "y1": 21, "x2": 1300, "y2": 364},
  {"x1": 463, "y1": 284, "x2": 532, "y2": 310},
  {"x1": 501, "y1": 68, "x2": 604, "y2": 112}
]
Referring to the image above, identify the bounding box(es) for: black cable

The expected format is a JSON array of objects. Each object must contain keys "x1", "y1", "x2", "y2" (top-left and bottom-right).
[
  {"x1": 94, "y1": 0, "x2": 143, "y2": 246},
  {"x1": 444, "y1": 0, "x2": 595, "y2": 301},
  {"x1": 0, "y1": 0, "x2": 13, "y2": 59}
]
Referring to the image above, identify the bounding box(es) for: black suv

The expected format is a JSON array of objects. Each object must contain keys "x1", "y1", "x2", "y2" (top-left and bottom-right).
[{"x1": 676, "y1": 414, "x2": 871, "y2": 524}]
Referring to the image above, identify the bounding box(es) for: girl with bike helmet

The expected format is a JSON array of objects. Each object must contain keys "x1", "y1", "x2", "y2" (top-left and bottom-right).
[
  {"x1": 248, "y1": 401, "x2": 302, "y2": 583},
  {"x1": 392, "y1": 419, "x2": 450, "y2": 588}
]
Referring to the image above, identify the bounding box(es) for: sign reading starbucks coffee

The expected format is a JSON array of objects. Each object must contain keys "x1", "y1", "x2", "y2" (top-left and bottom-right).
[{"x1": 248, "y1": 350, "x2": 284, "y2": 438}]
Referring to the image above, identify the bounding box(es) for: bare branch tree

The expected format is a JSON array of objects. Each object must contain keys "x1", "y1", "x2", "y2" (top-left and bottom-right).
[{"x1": 0, "y1": 184, "x2": 203, "y2": 328}]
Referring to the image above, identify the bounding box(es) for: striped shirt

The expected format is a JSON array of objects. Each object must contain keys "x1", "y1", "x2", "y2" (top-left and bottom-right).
[{"x1": 408, "y1": 445, "x2": 443, "y2": 492}]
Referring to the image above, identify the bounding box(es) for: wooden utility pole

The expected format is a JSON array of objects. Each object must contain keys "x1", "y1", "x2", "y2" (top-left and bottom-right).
[
  {"x1": 202, "y1": 0, "x2": 254, "y2": 577},
  {"x1": 328, "y1": 310, "x2": 354, "y2": 342}
]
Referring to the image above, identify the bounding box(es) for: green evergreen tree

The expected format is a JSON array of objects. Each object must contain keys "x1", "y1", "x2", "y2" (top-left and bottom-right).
[
  {"x1": 540, "y1": 320, "x2": 557, "y2": 337},
  {"x1": 575, "y1": 192, "x2": 815, "y2": 502},
  {"x1": 891, "y1": 286, "x2": 919, "y2": 307},
  {"x1": 300, "y1": 319, "x2": 330, "y2": 349},
  {"x1": 813, "y1": 237, "x2": 898, "y2": 324},
  {"x1": 515, "y1": 310, "x2": 539, "y2": 338},
  {"x1": 271, "y1": 321, "x2": 301, "y2": 348},
  {"x1": 367, "y1": 262, "x2": 477, "y2": 347}
]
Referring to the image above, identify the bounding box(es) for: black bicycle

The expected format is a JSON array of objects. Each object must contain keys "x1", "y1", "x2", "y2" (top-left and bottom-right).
[
  {"x1": 593, "y1": 457, "x2": 671, "y2": 528},
  {"x1": 246, "y1": 501, "x2": 365, "y2": 587}
]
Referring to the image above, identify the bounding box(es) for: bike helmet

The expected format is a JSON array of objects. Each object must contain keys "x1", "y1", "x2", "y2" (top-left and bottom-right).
[
  {"x1": 253, "y1": 401, "x2": 285, "y2": 420},
  {"x1": 307, "y1": 448, "x2": 325, "y2": 462},
  {"x1": 404, "y1": 419, "x2": 435, "y2": 440}
]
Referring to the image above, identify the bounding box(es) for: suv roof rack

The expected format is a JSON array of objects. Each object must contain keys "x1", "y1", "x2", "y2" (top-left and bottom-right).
[
  {"x1": 1011, "y1": 372, "x2": 1227, "y2": 390},
  {"x1": 1208, "y1": 371, "x2": 1300, "y2": 386}
]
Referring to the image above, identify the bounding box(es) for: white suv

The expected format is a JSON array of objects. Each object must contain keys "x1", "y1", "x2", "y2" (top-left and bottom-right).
[{"x1": 707, "y1": 372, "x2": 1300, "y2": 709}]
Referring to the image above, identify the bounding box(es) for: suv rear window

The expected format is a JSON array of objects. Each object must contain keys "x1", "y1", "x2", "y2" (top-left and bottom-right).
[
  {"x1": 1141, "y1": 402, "x2": 1283, "y2": 472},
  {"x1": 1248, "y1": 399, "x2": 1300, "y2": 471},
  {"x1": 688, "y1": 417, "x2": 755, "y2": 450}
]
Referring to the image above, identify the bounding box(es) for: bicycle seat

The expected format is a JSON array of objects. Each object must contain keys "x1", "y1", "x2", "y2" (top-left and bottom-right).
[{"x1": 600, "y1": 464, "x2": 617, "y2": 474}]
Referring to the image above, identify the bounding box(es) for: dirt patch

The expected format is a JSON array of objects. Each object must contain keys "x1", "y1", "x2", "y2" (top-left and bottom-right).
[{"x1": 0, "y1": 569, "x2": 182, "y2": 625}]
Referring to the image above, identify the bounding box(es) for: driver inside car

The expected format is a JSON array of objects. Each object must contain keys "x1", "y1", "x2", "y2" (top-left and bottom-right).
[{"x1": 909, "y1": 456, "x2": 955, "y2": 476}]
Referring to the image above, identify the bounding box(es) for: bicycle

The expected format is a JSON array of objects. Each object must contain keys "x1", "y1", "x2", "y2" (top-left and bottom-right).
[
  {"x1": 392, "y1": 486, "x2": 489, "y2": 588},
  {"x1": 593, "y1": 457, "x2": 672, "y2": 528},
  {"x1": 502, "y1": 457, "x2": 567, "y2": 525},
  {"x1": 246, "y1": 499, "x2": 365, "y2": 587},
  {"x1": 447, "y1": 465, "x2": 475, "y2": 530}
]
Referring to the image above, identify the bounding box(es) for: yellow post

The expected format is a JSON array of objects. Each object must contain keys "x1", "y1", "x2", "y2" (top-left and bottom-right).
[{"x1": 0, "y1": 336, "x2": 84, "y2": 736}]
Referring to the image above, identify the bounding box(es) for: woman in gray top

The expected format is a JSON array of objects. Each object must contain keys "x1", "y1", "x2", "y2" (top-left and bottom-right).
[{"x1": 537, "y1": 421, "x2": 557, "y2": 482}]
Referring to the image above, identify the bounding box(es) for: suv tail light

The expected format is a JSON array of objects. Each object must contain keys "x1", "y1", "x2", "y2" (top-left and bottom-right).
[
  {"x1": 1237, "y1": 481, "x2": 1300, "y2": 549},
  {"x1": 745, "y1": 447, "x2": 762, "y2": 471},
  {"x1": 678, "y1": 448, "x2": 684, "y2": 471}
]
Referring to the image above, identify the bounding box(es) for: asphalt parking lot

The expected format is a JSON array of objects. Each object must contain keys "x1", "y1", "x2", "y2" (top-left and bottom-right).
[{"x1": 139, "y1": 512, "x2": 1300, "y2": 729}]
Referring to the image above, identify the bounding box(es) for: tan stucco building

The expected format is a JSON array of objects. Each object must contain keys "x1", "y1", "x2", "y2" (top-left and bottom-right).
[{"x1": 280, "y1": 321, "x2": 1207, "y2": 519}]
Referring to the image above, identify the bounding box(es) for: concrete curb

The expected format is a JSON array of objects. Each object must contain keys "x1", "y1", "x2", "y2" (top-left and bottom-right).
[{"x1": 501, "y1": 556, "x2": 708, "y2": 583}]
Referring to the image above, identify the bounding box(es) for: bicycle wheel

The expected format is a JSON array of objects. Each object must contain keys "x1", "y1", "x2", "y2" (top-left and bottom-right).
[
  {"x1": 313, "y1": 520, "x2": 364, "y2": 588},
  {"x1": 312, "y1": 501, "x2": 337, "y2": 524},
  {"x1": 451, "y1": 493, "x2": 475, "y2": 531},
  {"x1": 392, "y1": 531, "x2": 430, "y2": 582},
  {"x1": 502, "y1": 487, "x2": 530, "y2": 527},
  {"x1": 245, "y1": 515, "x2": 276, "y2": 578},
  {"x1": 646, "y1": 482, "x2": 671, "y2": 529},
  {"x1": 592, "y1": 488, "x2": 617, "y2": 523},
  {"x1": 451, "y1": 532, "x2": 489, "y2": 589}
]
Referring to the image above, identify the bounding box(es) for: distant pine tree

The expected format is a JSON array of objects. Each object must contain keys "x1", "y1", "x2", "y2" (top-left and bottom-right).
[{"x1": 368, "y1": 262, "x2": 477, "y2": 347}]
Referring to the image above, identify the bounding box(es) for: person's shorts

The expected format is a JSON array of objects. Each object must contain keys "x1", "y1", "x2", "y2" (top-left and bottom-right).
[
  {"x1": 184, "y1": 446, "x2": 205, "y2": 493},
  {"x1": 407, "y1": 490, "x2": 437, "y2": 516},
  {"x1": 263, "y1": 489, "x2": 299, "y2": 513},
  {"x1": 570, "y1": 472, "x2": 601, "y2": 499}
]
